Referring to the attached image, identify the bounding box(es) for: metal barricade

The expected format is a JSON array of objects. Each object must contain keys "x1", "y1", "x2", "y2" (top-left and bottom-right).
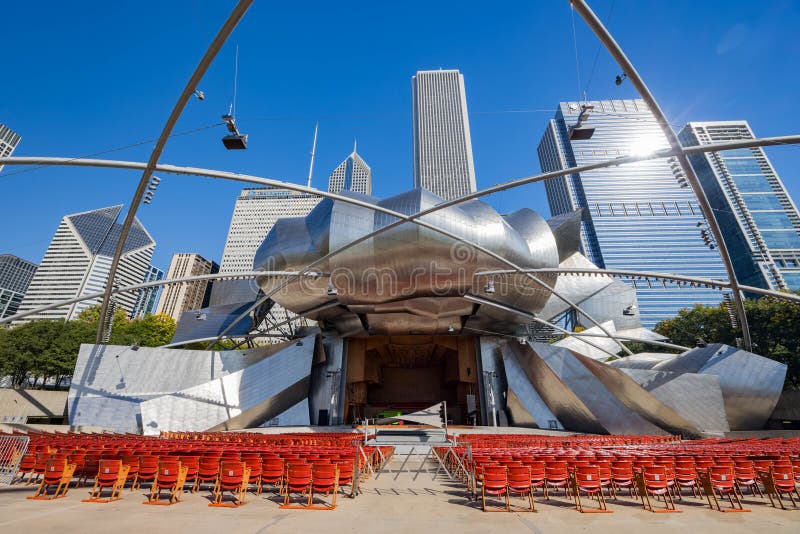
[{"x1": 0, "y1": 435, "x2": 30, "y2": 485}]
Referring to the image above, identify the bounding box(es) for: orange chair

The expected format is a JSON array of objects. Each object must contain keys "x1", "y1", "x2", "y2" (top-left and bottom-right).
[
  {"x1": 333, "y1": 459, "x2": 355, "y2": 496},
  {"x1": 481, "y1": 466, "x2": 509, "y2": 512},
  {"x1": 144, "y1": 460, "x2": 188, "y2": 505},
  {"x1": 674, "y1": 465, "x2": 700, "y2": 498},
  {"x1": 733, "y1": 461, "x2": 762, "y2": 498},
  {"x1": 281, "y1": 464, "x2": 313, "y2": 509},
  {"x1": 243, "y1": 456, "x2": 262, "y2": 494},
  {"x1": 135, "y1": 455, "x2": 159, "y2": 490},
  {"x1": 76, "y1": 454, "x2": 100, "y2": 487},
  {"x1": 528, "y1": 461, "x2": 547, "y2": 497},
  {"x1": 573, "y1": 466, "x2": 611, "y2": 513},
  {"x1": 178, "y1": 456, "x2": 199, "y2": 493},
  {"x1": 610, "y1": 461, "x2": 635, "y2": 498},
  {"x1": 195, "y1": 456, "x2": 220, "y2": 492},
  {"x1": 27, "y1": 459, "x2": 77, "y2": 500},
  {"x1": 308, "y1": 463, "x2": 340, "y2": 510},
  {"x1": 121, "y1": 455, "x2": 140, "y2": 491},
  {"x1": 507, "y1": 466, "x2": 535, "y2": 512},
  {"x1": 638, "y1": 466, "x2": 680, "y2": 513},
  {"x1": 82, "y1": 459, "x2": 130, "y2": 503},
  {"x1": 544, "y1": 461, "x2": 570, "y2": 499},
  {"x1": 702, "y1": 466, "x2": 749, "y2": 512},
  {"x1": 760, "y1": 465, "x2": 800, "y2": 509},
  {"x1": 210, "y1": 461, "x2": 250, "y2": 508},
  {"x1": 14, "y1": 453, "x2": 36, "y2": 484},
  {"x1": 259, "y1": 458, "x2": 285, "y2": 495}
]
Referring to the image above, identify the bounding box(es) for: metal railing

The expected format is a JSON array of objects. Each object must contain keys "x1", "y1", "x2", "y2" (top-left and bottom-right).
[{"x1": 0, "y1": 435, "x2": 30, "y2": 485}]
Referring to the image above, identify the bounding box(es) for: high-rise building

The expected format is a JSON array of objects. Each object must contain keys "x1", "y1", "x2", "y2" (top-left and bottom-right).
[
  {"x1": 0, "y1": 254, "x2": 38, "y2": 319},
  {"x1": 411, "y1": 69, "x2": 477, "y2": 200},
  {"x1": 155, "y1": 254, "x2": 217, "y2": 321},
  {"x1": 537, "y1": 99, "x2": 728, "y2": 328},
  {"x1": 211, "y1": 188, "x2": 322, "y2": 307},
  {"x1": 0, "y1": 123, "x2": 22, "y2": 173},
  {"x1": 15, "y1": 205, "x2": 155, "y2": 322},
  {"x1": 327, "y1": 142, "x2": 372, "y2": 195},
  {"x1": 131, "y1": 265, "x2": 164, "y2": 319},
  {"x1": 679, "y1": 121, "x2": 800, "y2": 291}
]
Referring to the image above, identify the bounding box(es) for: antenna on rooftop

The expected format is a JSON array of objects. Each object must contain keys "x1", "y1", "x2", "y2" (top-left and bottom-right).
[{"x1": 306, "y1": 121, "x2": 319, "y2": 188}]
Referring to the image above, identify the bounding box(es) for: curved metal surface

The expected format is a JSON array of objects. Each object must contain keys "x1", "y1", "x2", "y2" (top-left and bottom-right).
[
  {"x1": 571, "y1": 0, "x2": 752, "y2": 351},
  {"x1": 94, "y1": 0, "x2": 254, "y2": 343}
]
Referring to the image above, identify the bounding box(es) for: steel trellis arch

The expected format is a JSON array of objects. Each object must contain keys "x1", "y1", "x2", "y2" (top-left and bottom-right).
[{"x1": 571, "y1": 0, "x2": 753, "y2": 350}]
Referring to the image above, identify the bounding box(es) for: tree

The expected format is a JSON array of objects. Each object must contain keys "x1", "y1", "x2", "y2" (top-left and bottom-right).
[{"x1": 655, "y1": 296, "x2": 800, "y2": 390}]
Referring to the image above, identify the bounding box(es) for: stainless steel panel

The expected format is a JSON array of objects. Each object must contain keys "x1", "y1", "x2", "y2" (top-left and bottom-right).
[
  {"x1": 554, "y1": 320, "x2": 621, "y2": 361},
  {"x1": 531, "y1": 342, "x2": 666, "y2": 435},
  {"x1": 501, "y1": 343, "x2": 563, "y2": 430}
]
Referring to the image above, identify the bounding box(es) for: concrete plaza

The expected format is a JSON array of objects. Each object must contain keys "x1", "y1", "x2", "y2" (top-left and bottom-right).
[{"x1": 2, "y1": 455, "x2": 798, "y2": 534}]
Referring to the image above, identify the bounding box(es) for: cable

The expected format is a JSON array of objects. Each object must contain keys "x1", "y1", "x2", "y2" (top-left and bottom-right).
[
  {"x1": 0, "y1": 122, "x2": 222, "y2": 178},
  {"x1": 583, "y1": 0, "x2": 616, "y2": 99},
  {"x1": 233, "y1": 44, "x2": 239, "y2": 119},
  {"x1": 570, "y1": 2, "x2": 583, "y2": 102}
]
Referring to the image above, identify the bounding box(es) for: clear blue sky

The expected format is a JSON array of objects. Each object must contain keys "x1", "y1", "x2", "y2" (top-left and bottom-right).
[{"x1": 1, "y1": 1, "x2": 798, "y2": 272}]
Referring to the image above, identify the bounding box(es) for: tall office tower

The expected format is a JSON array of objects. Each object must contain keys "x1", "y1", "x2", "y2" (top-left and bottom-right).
[
  {"x1": 327, "y1": 143, "x2": 372, "y2": 195},
  {"x1": 155, "y1": 253, "x2": 217, "y2": 322},
  {"x1": 680, "y1": 121, "x2": 800, "y2": 291},
  {"x1": 411, "y1": 69, "x2": 477, "y2": 200},
  {"x1": 0, "y1": 123, "x2": 22, "y2": 173},
  {"x1": 211, "y1": 188, "x2": 322, "y2": 307},
  {"x1": 0, "y1": 254, "x2": 38, "y2": 319},
  {"x1": 537, "y1": 99, "x2": 728, "y2": 328},
  {"x1": 131, "y1": 265, "x2": 164, "y2": 319},
  {"x1": 16, "y1": 205, "x2": 155, "y2": 322}
]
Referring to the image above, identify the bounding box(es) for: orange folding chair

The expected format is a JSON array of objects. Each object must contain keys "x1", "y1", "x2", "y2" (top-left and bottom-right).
[
  {"x1": 210, "y1": 461, "x2": 250, "y2": 507},
  {"x1": 573, "y1": 466, "x2": 612, "y2": 513},
  {"x1": 760, "y1": 465, "x2": 800, "y2": 509},
  {"x1": 144, "y1": 459, "x2": 188, "y2": 505},
  {"x1": 82, "y1": 459, "x2": 130, "y2": 503},
  {"x1": 28, "y1": 459, "x2": 77, "y2": 500},
  {"x1": 281, "y1": 464, "x2": 313, "y2": 509},
  {"x1": 308, "y1": 463, "x2": 340, "y2": 510},
  {"x1": 507, "y1": 466, "x2": 535, "y2": 512},
  {"x1": 638, "y1": 466, "x2": 681, "y2": 513},
  {"x1": 702, "y1": 466, "x2": 750, "y2": 512},
  {"x1": 481, "y1": 466, "x2": 509, "y2": 512}
]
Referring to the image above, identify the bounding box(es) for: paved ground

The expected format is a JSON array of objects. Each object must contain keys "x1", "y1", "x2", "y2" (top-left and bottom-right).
[{"x1": 2, "y1": 457, "x2": 798, "y2": 534}]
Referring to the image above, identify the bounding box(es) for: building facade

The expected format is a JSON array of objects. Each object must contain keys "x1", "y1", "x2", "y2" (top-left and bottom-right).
[
  {"x1": 0, "y1": 123, "x2": 22, "y2": 173},
  {"x1": 0, "y1": 254, "x2": 38, "y2": 319},
  {"x1": 131, "y1": 265, "x2": 164, "y2": 319},
  {"x1": 327, "y1": 143, "x2": 372, "y2": 195},
  {"x1": 211, "y1": 188, "x2": 323, "y2": 308},
  {"x1": 15, "y1": 205, "x2": 155, "y2": 322},
  {"x1": 537, "y1": 99, "x2": 729, "y2": 328},
  {"x1": 155, "y1": 254, "x2": 217, "y2": 321},
  {"x1": 412, "y1": 69, "x2": 477, "y2": 200},
  {"x1": 679, "y1": 121, "x2": 800, "y2": 291}
]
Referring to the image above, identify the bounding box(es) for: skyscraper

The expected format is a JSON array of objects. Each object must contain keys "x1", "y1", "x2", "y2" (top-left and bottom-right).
[
  {"x1": 679, "y1": 121, "x2": 800, "y2": 291},
  {"x1": 327, "y1": 142, "x2": 372, "y2": 195},
  {"x1": 0, "y1": 254, "x2": 37, "y2": 319},
  {"x1": 156, "y1": 253, "x2": 217, "y2": 321},
  {"x1": 131, "y1": 265, "x2": 164, "y2": 319},
  {"x1": 16, "y1": 205, "x2": 155, "y2": 322},
  {"x1": 0, "y1": 123, "x2": 21, "y2": 173},
  {"x1": 537, "y1": 99, "x2": 728, "y2": 328},
  {"x1": 211, "y1": 188, "x2": 322, "y2": 307},
  {"x1": 412, "y1": 69, "x2": 477, "y2": 200}
]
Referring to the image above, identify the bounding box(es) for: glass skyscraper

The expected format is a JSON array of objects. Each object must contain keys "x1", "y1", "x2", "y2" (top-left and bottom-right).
[
  {"x1": 0, "y1": 123, "x2": 21, "y2": 173},
  {"x1": 537, "y1": 99, "x2": 728, "y2": 328},
  {"x1": 0, "y1": 254, "x2": 37, "y2": 319},
  {"x1": 679, "y1": 121, "x2": 800, "y2": 291},
  {"x1": 412, "y1": 70, "x2": 477, "y2": 200},
  {"x1": 131, "y1": 265, "x2": 164, "y2": 319}
]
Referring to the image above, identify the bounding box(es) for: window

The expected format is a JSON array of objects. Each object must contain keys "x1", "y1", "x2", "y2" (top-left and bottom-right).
[
  {"x1": 744, "y1": 194, "x2": 784, "y2": 210},
  {"x1": 723, "y1": 158, "x2": 763, "y2": 175},
  {"x1": 762, "y1": 231, "x2": 800, "y2": 249},
  {"x1": 751, "y1": 211, "x2": 793, "y2": 230},
  {"x1": 732, "y1": 174, "x2": 772, "y2": 193}
]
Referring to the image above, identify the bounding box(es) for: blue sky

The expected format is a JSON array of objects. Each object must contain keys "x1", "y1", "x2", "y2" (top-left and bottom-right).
[{"x1": 1, "y1": 0, "x2": 798, "y2": 272}]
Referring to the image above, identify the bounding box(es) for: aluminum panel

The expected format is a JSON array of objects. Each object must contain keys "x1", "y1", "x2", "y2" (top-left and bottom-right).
[
  {"x1": 576, "y1": 280, "x2": 641, "y2": 330},
  {"x1": 171, "y1": 301, "x2": 255, "y2": 343},
  {"x1": 138, "y1": 334, "x2": 317, "y2": 435},
  {"x1": 554, "y1": 320, "x2": 620, "y2": 361},
  {"x1": 531, "y1": 343, "x2": 666, "y2": 435},
  {"x1": 501, "y1": 343, "x2": 563, "y2": 430},
  {"x1": 68, "y1": 343, "x2": 283, "y2": 432}
]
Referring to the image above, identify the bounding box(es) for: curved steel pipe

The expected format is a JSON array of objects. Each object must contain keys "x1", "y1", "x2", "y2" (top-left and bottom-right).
[
  {"x1": 571, "y1": 0, "x2": 752, "y2": 350},
  {"x1": 94, "y1": 0, "x2": 254, "y2": 344}
]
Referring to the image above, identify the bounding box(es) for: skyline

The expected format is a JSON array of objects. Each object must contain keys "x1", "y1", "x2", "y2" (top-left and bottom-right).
[{"x1": 1, "y1": 1, "x2": 799, "y2": 275}]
